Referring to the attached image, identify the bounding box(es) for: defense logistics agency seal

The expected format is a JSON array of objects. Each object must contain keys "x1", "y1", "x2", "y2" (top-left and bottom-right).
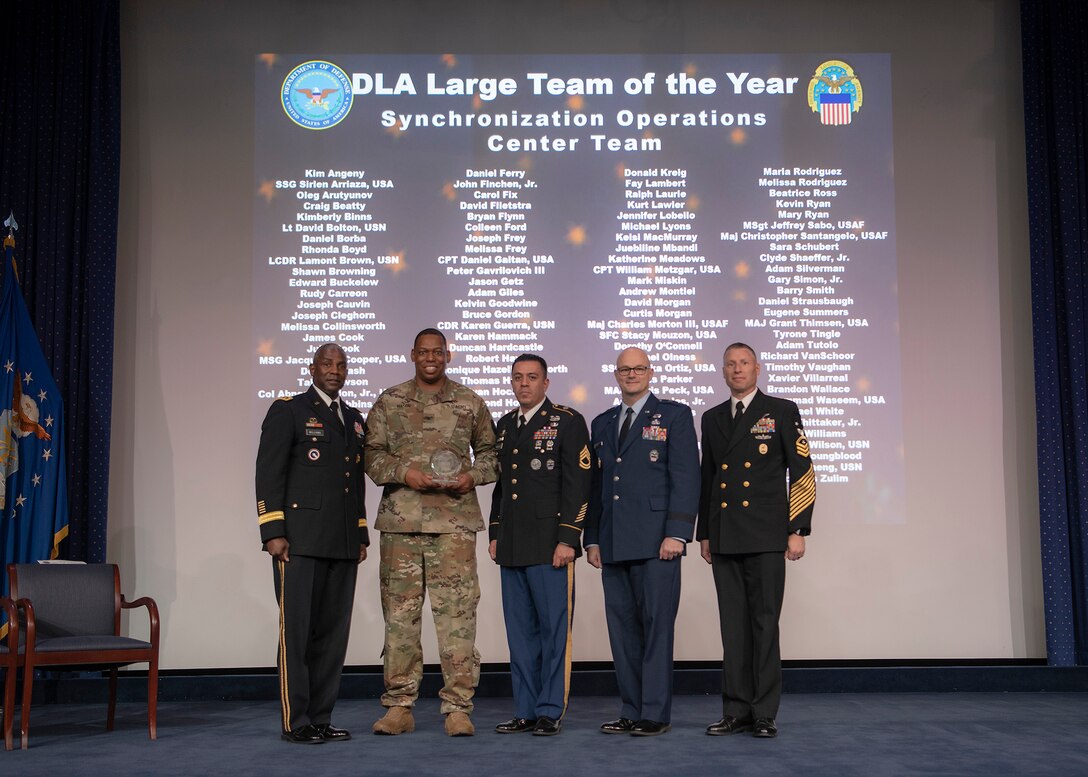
[
  {"x1": 282, "y1": 61, "x2": 353, "y2": 130},
  {"x1": 807, "y1": 60, "x2": 862, "y2": 126}
]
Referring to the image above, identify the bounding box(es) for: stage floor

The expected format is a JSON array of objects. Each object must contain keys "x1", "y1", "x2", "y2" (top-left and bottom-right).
[{"x1": 4, "y1": 692, "x2": 1086, "y2": 775}]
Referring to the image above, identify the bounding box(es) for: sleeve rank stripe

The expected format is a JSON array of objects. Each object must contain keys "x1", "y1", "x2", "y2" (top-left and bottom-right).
[
  {"x1": 789, "y1": 467, "x2": 816, "y2": 520},
  {"x1": 259, "y1": 511, "x2": 285, "y2": 525},
  {"x1": 559, "y1": 524, "x2": 584, "y2": 533}
]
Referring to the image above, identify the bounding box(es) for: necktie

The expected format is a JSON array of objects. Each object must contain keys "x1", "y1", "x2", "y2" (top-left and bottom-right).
[
  {"x1": 618, "y1": 406, "x2": 634, "y2": 448},
  {"x1": 330, "y1": 401, "x2": 344, "y2": 429},
  {"x1": 518, "y1": 414, "x2": 526, "y2": 430},
  {"x1": 734, "y1": 400, "x2": 745, "y2": 422}
]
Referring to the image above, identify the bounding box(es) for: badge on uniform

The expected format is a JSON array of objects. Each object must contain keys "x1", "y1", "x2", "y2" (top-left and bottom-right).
[
  {"x1": 751, "y1": 416, "x2": 776, "y2": 435},
  {"x1": 308, "y1": 448, "x2": 321, "y2": 461},
  {"x1": 546, "y1": 458, "x2": 556, "y2": 470},
  {"x1": 579, "y1": 445, "x2": 591, "y2": 471},
  {"x1": 758, "y1": 443, "x2": 768, "y2": 455},
  {"x1": 306, "y1": 418, "x2": 326, "y2": 439},
  {"x1": 642, "y1": 426, "x2": 667, "y2": 441},
  {"x1": 531, "y1": 458, "x2": 542, "y2": 470},
  {"x1": 649, "y1": 449, "x2": 660, "y2": 462},
  {"x1": 354, "y1": 420, "x2": 364, "y2": 437}
]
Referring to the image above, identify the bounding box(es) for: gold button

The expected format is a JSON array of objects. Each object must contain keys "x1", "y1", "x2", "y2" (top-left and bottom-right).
[
  {"x1": 512, "y1": 464, "x2": 518, "y2": 470},
  {"x1": 613, "y1": 475, "x2": 620, "y2": 482},
  {"x1": 344, "y1": 488, "x2": 349, "y2": 493},
  {"x1": 344, "y1": 456, "x2": 350, "y2": 462},
  {"x1": 744, "y1": 461, "x2": 752, "y2": 468},
  {"x1": 513, "y1": 449, "x2": 519, "y2": 455},
  {"x1": 743, "y1": 481, "x2": 750, "y2": 487},
  {"x1": 721, "y1": 501, "x2": 727, "y2": 508},
  {"x1": 721, "y1": 463, "x2": 728, "y2": 470},
  {"x1": 720, "y1": 483, "x2": 726, "y2": 489},
  {"x1": 511, "y1": 479, "x2": 518, "y2": 485},
  {"x1": 616, "y1": 457, "x2": 623, "y2": 463},
  {"x1": 512, "y1": 494, "x2": 519, "y2": 500},
  {"x1": 742, "y1": 500, "x2": 749, "y2": 507},
  {"x1": 291, "y1": 502, "x2": 298, "y2": 508},
  {"x1": 345, "y1": 472, "x2": 351, "y2": 477},
  {"x1": 613, "y1": 495, "x2": 620, "y2": 501}
]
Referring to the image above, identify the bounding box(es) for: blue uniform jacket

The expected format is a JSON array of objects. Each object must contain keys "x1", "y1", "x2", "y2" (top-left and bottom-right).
[{"x1": 585, "y1": 393, "x2": 700, "y2": 563}]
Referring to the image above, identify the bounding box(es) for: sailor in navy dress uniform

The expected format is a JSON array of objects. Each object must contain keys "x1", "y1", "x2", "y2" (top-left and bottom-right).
[
  {"x1": 697, "y1": 342, "x2": 814, "y2": 739},
  {"x1": 255, "y1": 343, "x2": 369, "y2": 744},
  {"x1": 488, "y1": 354, "x2": 591, "y2": 736},
  {"x1": 584, "y1": 347, "x2": 700, "y2": 737}
]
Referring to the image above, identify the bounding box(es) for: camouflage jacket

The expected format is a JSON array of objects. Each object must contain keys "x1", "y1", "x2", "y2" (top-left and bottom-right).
[{"x1": 364, "y1": 378, "x2": 498, "y2": 533}]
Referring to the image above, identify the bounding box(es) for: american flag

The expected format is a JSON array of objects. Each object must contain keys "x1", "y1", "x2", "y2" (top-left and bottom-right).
[{"x1": 819, "y1": 92, "x2": 853, "y2": 125}]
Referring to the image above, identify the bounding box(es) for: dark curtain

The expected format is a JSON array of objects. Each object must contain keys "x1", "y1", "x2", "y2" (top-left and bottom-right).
[
  {"x1": 1022, "y1": 0, "x2": 1088, "y2": 665},
  {"x1": 0, "y1": 0, "x2": 120, "y2": 562}
]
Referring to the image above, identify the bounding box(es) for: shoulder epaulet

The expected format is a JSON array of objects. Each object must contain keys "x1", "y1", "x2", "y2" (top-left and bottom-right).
[
  {"x1": 278, "y1": 396, "x2": 293, "y2": 402},
  {"x1": 593, "y1": 407, "x2": 617, "y2": 422},
  {"x1": 551, "y1": 404, "x2": 576, "y2": 416}
]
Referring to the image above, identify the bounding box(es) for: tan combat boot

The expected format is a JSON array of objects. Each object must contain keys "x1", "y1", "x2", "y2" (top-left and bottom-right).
[
  {"x1": 372, "y1": 706, "x2": 415, "y2": 735},
  {"x1": 444, "y1": 711, "x2": 475, "y2": 737}
]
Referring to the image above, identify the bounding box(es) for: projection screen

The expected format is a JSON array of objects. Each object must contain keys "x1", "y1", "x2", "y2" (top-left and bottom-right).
[{"x1": 111, "y1": 0, "x2": 1040, "y2": 669}]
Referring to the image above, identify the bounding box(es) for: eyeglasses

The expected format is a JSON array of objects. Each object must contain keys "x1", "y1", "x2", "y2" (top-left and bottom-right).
[{"x1": 615, "y1": 365, "x2": 650, "y2": 376}]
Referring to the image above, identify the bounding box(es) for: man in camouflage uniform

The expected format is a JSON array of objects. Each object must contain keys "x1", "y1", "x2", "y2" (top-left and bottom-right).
[{"x1": 364, "y1": 328, "x2": 498, "y2": 737}]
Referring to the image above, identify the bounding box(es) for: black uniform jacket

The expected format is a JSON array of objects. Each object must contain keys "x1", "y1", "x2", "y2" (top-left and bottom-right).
[
  {"x1": 696, "y1": 389, "x2": 814, "y2": 555},
  {"x1": 255, "y1": 386, "x2": 369, "y2": 558},
  {"x1": 489, "y1": 398, "x2": 592, "y2": 567}
]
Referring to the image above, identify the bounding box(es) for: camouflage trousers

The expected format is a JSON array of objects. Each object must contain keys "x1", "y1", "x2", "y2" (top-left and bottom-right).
[{"x1": 378, "y1": 531, "x2": 482, "y2": 713}]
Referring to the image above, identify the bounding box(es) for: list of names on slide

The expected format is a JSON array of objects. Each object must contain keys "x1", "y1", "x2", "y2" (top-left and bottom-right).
[
  {"x1": 259, "y1": 168, "x2": 391, "y2": 407},
  {"x1": 588, "y1": 167, "x2": 715, "y2": 407},
  {"x1": 726, "y1": 165, "x2": 890, "y2": 481},
  {"x1": 439, "y1": 168, "x2": 562, "y2": 402}
]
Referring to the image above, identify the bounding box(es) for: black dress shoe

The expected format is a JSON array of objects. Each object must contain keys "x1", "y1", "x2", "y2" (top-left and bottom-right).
[
  {"x1": 532, "y1": 716, "x2": 561, "y2": 736},
  {"x1": 600, "y1": 717, "x2": 637, "y2": 734},
  {"x1": 315, "y1": 723, "x2": 352, "y2": 741},
  {"x1": 495, "y1": 717, "x2": 537, "y2": 733},
  {"x1": 281, "y1": 724, "x2": 325, "y2": 744},
  {"x1": 706, "y1": 715, "x2": 754, "y2": 736},
  {"x1": 752, "y1": 718, "x2": 778, "y2": 738},
  {"x1": 630, "y1": 719, "x2": 671, "y2": 736}
]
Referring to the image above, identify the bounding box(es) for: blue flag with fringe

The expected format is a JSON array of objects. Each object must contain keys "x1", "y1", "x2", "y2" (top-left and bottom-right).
[{"x1": 0, "y1": 226, "x2": 70, "y2": 637}]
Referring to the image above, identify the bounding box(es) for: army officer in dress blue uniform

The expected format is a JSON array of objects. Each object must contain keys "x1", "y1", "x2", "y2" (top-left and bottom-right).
[
  {"x1": 697, "y1": 342, "x2": 814, "y2": 739},
  {"x1": 489, "y1": 354, "x2": 592, "y2": 736},
  {"x1": 585, "y1": 347, "x2": 700, "y2": 736},
  {"x1": 255, "y1": 343, "x2": 369, "y2": 745}
]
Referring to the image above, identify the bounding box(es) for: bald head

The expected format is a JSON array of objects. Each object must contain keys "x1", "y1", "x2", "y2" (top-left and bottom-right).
[
  {"x1": 613, "y1": 347, "x2": 653, "y2": 404},
  {"x1": 310, "y1": 343, "x2": 348, "y2": 398}
]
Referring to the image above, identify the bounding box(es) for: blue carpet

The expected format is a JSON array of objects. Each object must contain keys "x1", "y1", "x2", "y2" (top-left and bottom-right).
[{"x1": 4, "y1": 693, "x2": 1087, "y2": 776}]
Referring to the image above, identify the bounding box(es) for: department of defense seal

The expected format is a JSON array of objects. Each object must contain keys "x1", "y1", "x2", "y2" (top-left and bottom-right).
[{"x1": 282, "y1": 60, "x2": 354, "y2": 130}]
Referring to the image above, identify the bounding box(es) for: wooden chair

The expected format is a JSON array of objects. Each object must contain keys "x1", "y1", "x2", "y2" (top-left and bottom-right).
[
  {"x1": 7, "y1": 563, "x2": 159, "y2": 750},
  {"x1": 1, "y1": 595, "x2": 20, "y2": 750}
]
